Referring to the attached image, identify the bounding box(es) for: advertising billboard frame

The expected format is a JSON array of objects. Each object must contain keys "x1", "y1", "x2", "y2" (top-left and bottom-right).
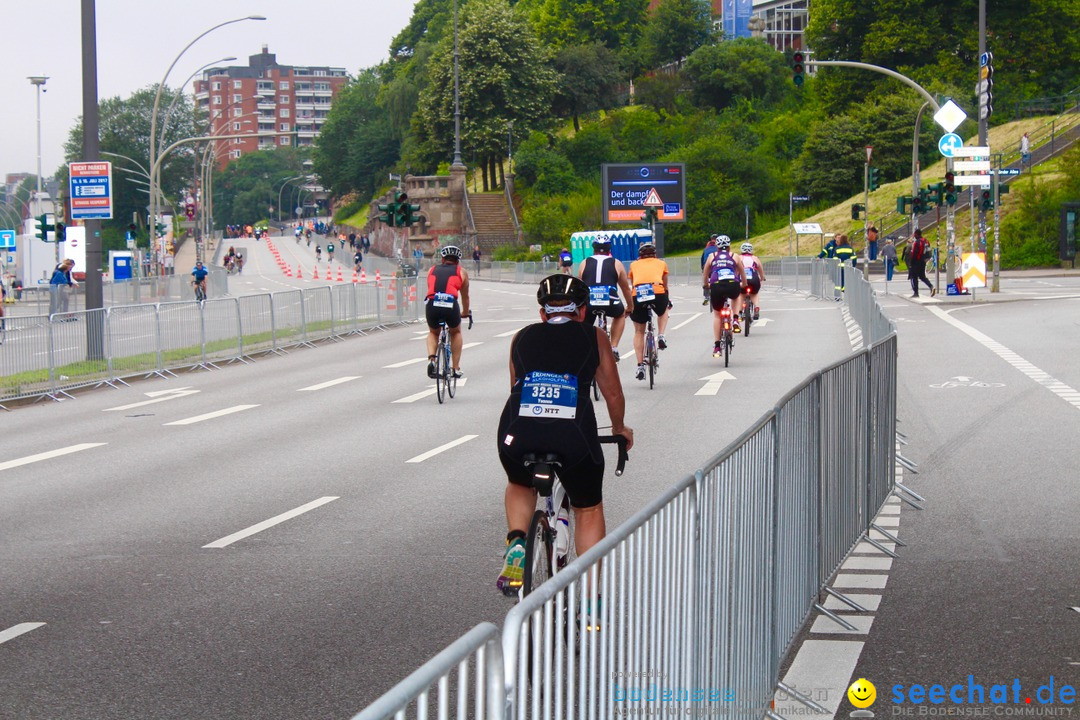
[{"x1": 602, "y1": 162, "x2": 687, "y2": 225}]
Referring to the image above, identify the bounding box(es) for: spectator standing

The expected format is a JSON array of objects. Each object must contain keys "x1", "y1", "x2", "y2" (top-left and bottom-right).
[
  {"x1": 1020, "y1": 132, "x2": 1031, "y2": 167},
  {"x1": 413, "y1": 246, "x2": 423, "y2": 272},
  {"x1": 472, "y1": 246, "x2": 482, "y2": 275},
  {"x1": 881, "y1": 238, "x2": 898, "y2": 282},
  {"x1": 49, "y1": 259, "x2": 76, "y2": 317},
  {"x1": 905, "y1": 229, "x2": 935, "y2": 298},
  {"x1": 833, "y1": 234, "x2": 857, "y2": 293},
  {"x1": 867, "y1": 225, "x2": 879, "y2": 261}
]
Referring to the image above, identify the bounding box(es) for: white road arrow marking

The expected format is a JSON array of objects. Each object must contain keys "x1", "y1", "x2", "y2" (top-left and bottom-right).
[
  {"x1": 393, "y1": 378, "x2": 469, "y2": 403},
  {"x1": 103, "y1": 387, "x2": 200, "y2": 412},
  {"x1": 752, "y1": 317, "x2": 772, "y2": 327},
  {"x1": 695, "y1": 371, "x2": 736, "y2": 396}
]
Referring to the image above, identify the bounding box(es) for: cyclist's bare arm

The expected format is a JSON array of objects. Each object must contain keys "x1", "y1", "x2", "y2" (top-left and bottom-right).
[
  {"x1": 593, "y1": 327, "x2": 634, "y2": 450},
  {"x1": 615, "y1": 261, "x2": 634, "y2": 313},
  {"x1": 459, "y1": 269, "x2": 471, "y2": 318}
]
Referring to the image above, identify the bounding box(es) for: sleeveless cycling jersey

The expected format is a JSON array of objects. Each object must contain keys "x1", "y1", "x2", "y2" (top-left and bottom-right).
[
  {"x1": 502, "y1": 320, "x2": 599, "y2": 430},
  {"x1": 709, "y1": 251, "x2": 739, "y2": 283},
  {"x1": 584, "y1": 254, "x2": 620, "y2": 304},
  {"x1": 427, "y1": 263, "x2": 463, "y2": 299},
  {"x1": 741, "y1": 253, "x2": 761, "y2": 279},
  {"x1": 628, "y1": 257, "x2": 668, "y2": 296}
]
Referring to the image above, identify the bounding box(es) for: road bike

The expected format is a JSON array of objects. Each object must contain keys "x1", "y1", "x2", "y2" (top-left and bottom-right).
[
  {"x1": 642, "y1": 305, "x2": 659, "y2": 389},
  {"x1": 589, "y1": 309, "x2": 608, "y2": 401},
  {"x1": 192, "y1": 280, "x2": 206, "y2": 303},
  {"x1": 434, "y1": 313, "x2": 473, "y2": 404},
  {"x1": 741, "y1": 287, "x2": 755, "y2": 337},
  {"x1": 520, "y1": 435, "x2": 629, "y2": 598},
  {"x1": 715, "y1": 300, "x2": 735, "y2": 367}
]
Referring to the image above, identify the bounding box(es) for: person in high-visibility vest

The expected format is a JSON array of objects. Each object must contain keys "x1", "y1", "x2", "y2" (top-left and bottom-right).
[{"x1": 834, "y1": 234, "x2": 857, "y2": 292}]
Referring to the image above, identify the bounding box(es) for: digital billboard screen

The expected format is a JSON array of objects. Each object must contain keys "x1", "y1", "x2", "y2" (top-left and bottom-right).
[{"x1": 602, "y1": 163, "x2": 686, "y2": 224}]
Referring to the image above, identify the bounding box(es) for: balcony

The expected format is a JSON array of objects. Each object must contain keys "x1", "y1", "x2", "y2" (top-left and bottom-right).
[{"x1": 257, "y1": 100, "x2": 276, "y2": 111}]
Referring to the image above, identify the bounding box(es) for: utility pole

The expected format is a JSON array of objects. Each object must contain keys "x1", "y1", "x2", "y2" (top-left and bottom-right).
[
  {"x1": 977, "y1": 0, "x2": 989, "y2": 259},
  {"x1": 81, "y1": 0, "x2": 104, "y2": 358},
  {"x1": 945, "y1": 158, "x2": 956, "y2": 287},
  {"x1": 788, "y1": 192, "x2": 793, "y2": 256},
  {"x1": 863, "y1": 146, "x2": 871, "y2": 278}
]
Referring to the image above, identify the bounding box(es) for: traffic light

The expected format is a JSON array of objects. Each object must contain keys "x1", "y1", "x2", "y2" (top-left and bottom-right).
[
  {"x1": 155, "y1": 220, "x2": 167, "y2": 237},
  {"x1": 980, "y1": 189, "x2": 993, "y2": 211},
  {"x1": 791, "y1": 51, "x2": 805, "y2": 87},
  {"x1": 403, "y1": 202, "x2": 422, "y2": 227},
  {"x1": 377, "y1": 201, "x2": 395, "y2": 226},
  {"x1": 850, "y1": 203, "x2": 864, "y2": 220},
  {"x1": 896, "y1": 196, "x2": 912, "y2": 214},
  {"x1": 35, "y1": 214, "x2": 54, "y2": 241},
  {"x1": 55, "y1": 222, "x2": 66, "y2": 243},
  {"x1": 912, "y1": 191, "x2": 927, "y2": 215},
  {"x1": 393, "y1": 190, "x2": 410, "y2": 227},
  {"x1": 944, "y1": 172, "x2": 957, "y2": 205},
  {"x1": 928, "y1": 182, "x2": 944, "y2": 207},
  {"x1": 868, "y1": 167, "x2": 881, "y2": 192},
  {"x1": 641, "y1": 207, "x2": 659, "y2": 227}
]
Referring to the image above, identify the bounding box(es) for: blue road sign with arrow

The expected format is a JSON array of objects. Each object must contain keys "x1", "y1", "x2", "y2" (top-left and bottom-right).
[
  {"x1": 938, "y1": 133, "x2": 963, "y2": 157},
  {"x1": 0, "y1": 229, "x2": 15, "y2": 249}
]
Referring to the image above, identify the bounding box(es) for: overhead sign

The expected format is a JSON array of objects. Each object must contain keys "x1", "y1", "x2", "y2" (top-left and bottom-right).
[
  {"x1": 961, "y1": 252, "x2": 986, "y2": 288},
  {"x1": 938, "y1": 133, "x2": 963, "y2": 157},
  {"x1": 69, "y1": 161, "x2": 114, "y2": 220},
  {"x1": 953, "y1": 160, "x2": 991, "y2": 172},
  {"x1": 602, "y1": 163, "x2": 686, "y2": 223},
  {"x1": 951, "y1": 146, "x2": 990, "y2": 157},
  {"x1": 792, "y1": 223, "x2": 823, "y2": 234},
  {"x1": 0, "y1": 229, "x2": 14, "y2": 250}
]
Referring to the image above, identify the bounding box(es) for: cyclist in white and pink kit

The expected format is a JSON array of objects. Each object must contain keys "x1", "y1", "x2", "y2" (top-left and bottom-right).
[{"x1": 740, "y1": 242, "x2": 765, "y2": 320}]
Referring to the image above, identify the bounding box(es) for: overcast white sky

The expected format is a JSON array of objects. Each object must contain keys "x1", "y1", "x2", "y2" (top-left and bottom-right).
[{"x1": 2, "y1": 0, "x2": 419, "y2": 183}]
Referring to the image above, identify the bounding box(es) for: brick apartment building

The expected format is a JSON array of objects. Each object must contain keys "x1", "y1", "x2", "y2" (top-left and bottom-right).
[{"x1": 193, "y1": 46, "x2": 348, "y2": 170}]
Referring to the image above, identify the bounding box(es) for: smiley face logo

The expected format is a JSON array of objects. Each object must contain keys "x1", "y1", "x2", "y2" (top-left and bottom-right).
[{"x1": 847, "y1": 678, "x2": 876, "y2": 709}]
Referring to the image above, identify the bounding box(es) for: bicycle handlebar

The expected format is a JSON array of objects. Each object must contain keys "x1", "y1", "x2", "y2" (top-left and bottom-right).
[
  {"x1": 466, "y1": 313, "x2": 474, "y2": 330},
  {"x1": 598, "y1": 435, "x2": 629, "y2": 477}
]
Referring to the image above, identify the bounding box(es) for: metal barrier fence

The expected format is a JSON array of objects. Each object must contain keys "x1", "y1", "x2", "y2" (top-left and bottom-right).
[
  {"x1": 354, "y1": 258, "x2": 897, "y2": 720},
  {"x1": 11, "y1": 267, "x2": 229, "y2": 316},
  {"x1": 0, "y1": 277, "x2": 421, "y2": 405}
]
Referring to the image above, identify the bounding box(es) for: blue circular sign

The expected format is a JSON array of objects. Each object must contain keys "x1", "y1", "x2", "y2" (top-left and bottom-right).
[
  {"x1": 938, "y1": 133, "x2": 963, "y2": 158},
  {"x1": 639, "y1": 167, "x2": 650, "y2": 178}
]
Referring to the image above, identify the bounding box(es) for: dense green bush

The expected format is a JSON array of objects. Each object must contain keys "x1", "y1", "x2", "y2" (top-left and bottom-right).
[{"x1": 999, "y1": 146, "x2": 1080, "y2": 267}]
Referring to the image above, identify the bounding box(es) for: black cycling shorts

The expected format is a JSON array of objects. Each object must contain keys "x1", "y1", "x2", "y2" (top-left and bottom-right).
[
  {"x1": 560, "y1": 259, "x2": 573, "y2": 268},
  {"x1": 587, "y1": 299, "x2": 625, "y2": 319},
  {"x1": 710, "y1": 281, "x2": 742, "y2": 311},
  {"x1": 629, "y1": 293, "x2": 669, "y2": 324},
  {"x1": 500, "y1": 439, "x2": 605, "y2": 508},
  {"x1": 425, "y1": 299, "x2": 461, "y2": 329},
  {"x1": 745, "y1": 277, "x2": 761, "y2": 295}
]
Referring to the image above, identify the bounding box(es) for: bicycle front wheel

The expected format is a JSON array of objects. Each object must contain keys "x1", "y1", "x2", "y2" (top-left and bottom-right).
[{"x1": 523, "y1": 510, "x2": 554, "y2": 597}]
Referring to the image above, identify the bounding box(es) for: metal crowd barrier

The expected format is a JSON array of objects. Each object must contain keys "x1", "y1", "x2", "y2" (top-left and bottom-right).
[
  {"x1": 0, "y1": 278, "x2": 419, "y2": 405},
  {"x1": 354, "y1": 257, "x2": 897, "y2": 720}
]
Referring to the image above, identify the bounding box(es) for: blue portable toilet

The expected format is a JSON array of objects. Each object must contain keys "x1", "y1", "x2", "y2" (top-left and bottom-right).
[{"x1": 110, "y1": 250, "x2": 134, "y2": 281}]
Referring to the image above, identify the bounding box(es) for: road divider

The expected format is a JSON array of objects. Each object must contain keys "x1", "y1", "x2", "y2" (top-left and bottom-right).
[{"x1": 202, "y1": 496, "x2": 340, "y2": 549}]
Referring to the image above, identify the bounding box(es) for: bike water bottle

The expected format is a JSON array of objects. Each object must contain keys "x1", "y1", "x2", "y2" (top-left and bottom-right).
[{"x1": 555, "y1": 506, "x2": 571, "y2": 558}]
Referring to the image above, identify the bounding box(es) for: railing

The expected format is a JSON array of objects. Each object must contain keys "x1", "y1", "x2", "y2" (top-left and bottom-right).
[
  {"x1": 0, "y1": 277, "x2": 423, "y2": 405},
  {"x1": 8, "y1": 268, "x2": 229, "y2": 316},
  {"x1": 355, "y1": 258, "x2": 899, "y2": 720},
  {"x1": 503, "y1": 176, "x2": 522, "y2": 243}
]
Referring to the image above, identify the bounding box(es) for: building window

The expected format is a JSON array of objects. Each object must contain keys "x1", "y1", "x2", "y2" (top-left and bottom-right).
[
  {"x1": 233, "y1": 80, "x2": 242, "y2": 89},
  {"x1": 233, "y1": 122, "x2": 242, "y2": 131},
  {"x1": 279, "y1": 136, "x2": 290, "y2": 145},
  {"x1": 232, "y1": 94, "x2": 242, "y2": 103},
  {"x1": 212, "y1": 95, "x2": 222, "y2": 105},
  {"x1": 280, "y1": 109, "x2": 290, "y2": 118},
  {"x1": 233, "y1": 138, "x2": 243, "y2": 145},
  {"x1": 279, "y1": 81, "x2": 289, "y2": 90},
  {"x1": 280, "y1": 123, "x2": 290, "y2": 132},
  {"x1": 212, "y1": 81, "x2": 221, "y2": 91},
  {"x1": 233, "y1": 107, "x2": 243, "y2": 117},
  {"x1": 231, "y1": 149, "x2": 242, "y2": 159},
  {"x1": 279, "y1": 95, "x2": 290, "y2": 104},
  {"x1": 212, "y1": 110, "x2": 222, "y2": 119},
  {"x1": 314, "y1": 69, "x2": 326, "y2": 76}
]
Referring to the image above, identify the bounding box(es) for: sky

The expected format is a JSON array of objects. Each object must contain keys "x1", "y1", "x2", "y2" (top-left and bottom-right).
[{"x1": 2, "y1": 0, "x2": 419, "y2": 184}]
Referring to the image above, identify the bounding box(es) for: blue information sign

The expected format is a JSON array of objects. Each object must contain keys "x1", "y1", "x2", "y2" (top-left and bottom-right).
[{"x1": 0, "y1": 229, "x2": 15, "y2": 249}]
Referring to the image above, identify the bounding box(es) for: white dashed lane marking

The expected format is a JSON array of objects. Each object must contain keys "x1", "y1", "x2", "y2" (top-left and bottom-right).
[
  {"x1": 0, "y1": 443, "x2": 107, "y2": 473},
  {"x1": 297, "y1": 377, "x2": 360, "y2": 392},
  {"x1": 406, "y1": 435, "x2": 478, "y2": 463},
  {"x1": 164, "y1": 405, "x2": 259, "y2": 426},
  {"x1": 203, "y1": 496, "x2": 339, "y2": 548},
  {"x1": 0, "y1": 623, "x2": 46, "y2": 646}
]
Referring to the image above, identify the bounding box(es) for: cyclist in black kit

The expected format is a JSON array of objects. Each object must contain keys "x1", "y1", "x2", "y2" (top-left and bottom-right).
[
  {"x1": 578, "y1": 236, "x2": 634, "y2": 362},
  {"x1": 495, "y1": 274, "x2": 634, "y2": 595}
]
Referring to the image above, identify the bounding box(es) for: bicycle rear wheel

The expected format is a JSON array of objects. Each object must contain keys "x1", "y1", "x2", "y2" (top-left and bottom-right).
[
  {"x1": 723, "y1": 330, "x2": 731, "y2": 367},
  {"x1": 435, "y1": 339, "x2": 447, "y2": 404},
  {"x1": 646, "y1": 334, "x2": 656, "y2": 390},
  {"x1": 523, "y1": 510, "x2": 554, "y2": 596},
  {"x1": 743, "y1": 300, "x2": 752, "y2": 336}
]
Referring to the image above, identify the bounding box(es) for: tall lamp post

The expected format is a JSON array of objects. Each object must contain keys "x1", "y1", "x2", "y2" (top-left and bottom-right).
[
  {"x1": 148, "y1": 15, "x2": 265, "y2": 275},
  {"x1": 28, "y1": 75, "x2": 52, "y2": 262}
]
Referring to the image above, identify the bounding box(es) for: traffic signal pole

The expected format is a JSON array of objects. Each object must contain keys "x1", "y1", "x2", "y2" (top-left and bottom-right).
[
  {"x1": 863, "y1": 155, "x2": 870, "y2": 278},
  {"x1": 945, "y1": 158, "x2": 956, "y2": 288}
]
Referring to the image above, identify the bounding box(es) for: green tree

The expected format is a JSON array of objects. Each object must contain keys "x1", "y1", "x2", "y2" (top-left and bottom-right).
[
  {"x1": 213, "y1": 147, "x2": 308, "y2": 227},
  {"x1": 551, "y1": 43, "x2": 625, "y2": 131},
  {"x1": 683, "y1": 39, "x2": 789, "y2": 111},
  {"x1": 63, "y1": 85, "x2": 198, "y2": 248},
  {"x1": 529, "y1": 0, "x2": 649, "y2": 50},
  {"x1": 643, "y1": 0, "x2": 713, "y2": 68},
  {"x1": 413, "y1": 0, "x2": 558, "y2": 191},
  {"x1": 313, "y1": 68, "x2": 399, "y2": 199},
  {"x1": 790, "y1": 115, "x2": 868, "y2": 202}
]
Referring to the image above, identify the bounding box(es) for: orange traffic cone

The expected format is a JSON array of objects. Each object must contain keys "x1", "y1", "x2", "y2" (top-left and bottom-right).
[
  {"x1": 375, "y1": 270, "x2": 381, "y2": 287},
  {"x1": 313, "y1": 266, "x2": 319, "y2": 280},
  {"x1": 337, "y1": 266, "x2": 344, "y2": 282},
  {"x1": 360, "y1": 269, "x2": 367, "y2": 284},
  {"x1": 386, "y1": 278, "x2": 397, "y2": 311},
  {"x1": 352, "y1": 268, "x2": 359, "y2": 284},
  {"x1": 297, "y1": 265, "x2": 303, "y2": 279},
  {"x1": 408, "y1": 282, "x2": 417, "y2": 303}
]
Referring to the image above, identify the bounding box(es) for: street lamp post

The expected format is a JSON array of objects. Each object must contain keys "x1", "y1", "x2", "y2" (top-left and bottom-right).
[
  {"x1": 148, "y1": 15, "x2": 265, "y2": 275},
  {"x1": 277, "y1": 175, "x2": 308, "y2": 223},
  {"x1": 28, "y1": 75, "x2": 52, "y2": 261},
  {"x1": 451, "y1": 0, "x2": 464, "y2": 169}
]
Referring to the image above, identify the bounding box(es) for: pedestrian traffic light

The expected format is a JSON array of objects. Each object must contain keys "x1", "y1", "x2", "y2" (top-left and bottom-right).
[
  {"x1": 868, "y1": 167, "x2": 881, "y2": 192},
  {"x1": 980, "y1": 189, "x2": 993, "y2": 210},
  {"x1": 377, "y1": 201, "x2": 395, "y2": 226},
  {"x1": 55, "y1": 222, "x2": 66, "y2": 243},
  {"x1": 850, "y1": 203, "x2": 864, "y2": 220},
  {"x1": 896, "y1": 196, "x2": 912, "y2": 214},
  {"x1": 944, "y1": 172, "x2": 957, "y2": 205},
  {"x1": 791, "y1": 51, "x2": 805, "y2": 87}
]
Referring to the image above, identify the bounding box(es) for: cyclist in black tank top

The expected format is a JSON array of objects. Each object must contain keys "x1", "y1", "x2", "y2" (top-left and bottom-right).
[
  {"x1": 495, "y1": 274, "x2": 634, "y2": 595},
  {"x1": 577, "y1": 236, "x2": 634, "y2": 363}
]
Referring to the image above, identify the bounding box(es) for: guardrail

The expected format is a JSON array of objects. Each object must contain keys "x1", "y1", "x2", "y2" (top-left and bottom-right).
[
  {"x1": 353, "y1": 257, "x2": 898, "y2": 720},
  {"x1": 0, "y1": 277, "x2": 422, "y2": 406}
]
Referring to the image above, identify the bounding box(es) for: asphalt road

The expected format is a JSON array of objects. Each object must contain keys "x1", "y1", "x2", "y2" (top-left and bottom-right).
[
  {"x1": 775, "y1": 287, "x2": 1080, "y2": 718},
  {"x1": 1, "y1": 276, "x2": 852, "y2": 719}
]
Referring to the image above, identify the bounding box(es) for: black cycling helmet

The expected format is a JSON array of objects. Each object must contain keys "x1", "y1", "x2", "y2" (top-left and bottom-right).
[{"x1": 537, "y1": 274, "x2": 588, "y2": 308}]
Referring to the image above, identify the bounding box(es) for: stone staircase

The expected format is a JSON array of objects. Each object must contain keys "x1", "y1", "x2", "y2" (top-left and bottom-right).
[{"x1": 468, "y1": 193, "x2": 519, "y2": 251}]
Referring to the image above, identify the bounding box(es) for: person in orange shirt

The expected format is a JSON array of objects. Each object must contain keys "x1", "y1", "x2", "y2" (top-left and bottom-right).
[{"x1": 627, "y1": 243, "x2": 670, "y2": 381}]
